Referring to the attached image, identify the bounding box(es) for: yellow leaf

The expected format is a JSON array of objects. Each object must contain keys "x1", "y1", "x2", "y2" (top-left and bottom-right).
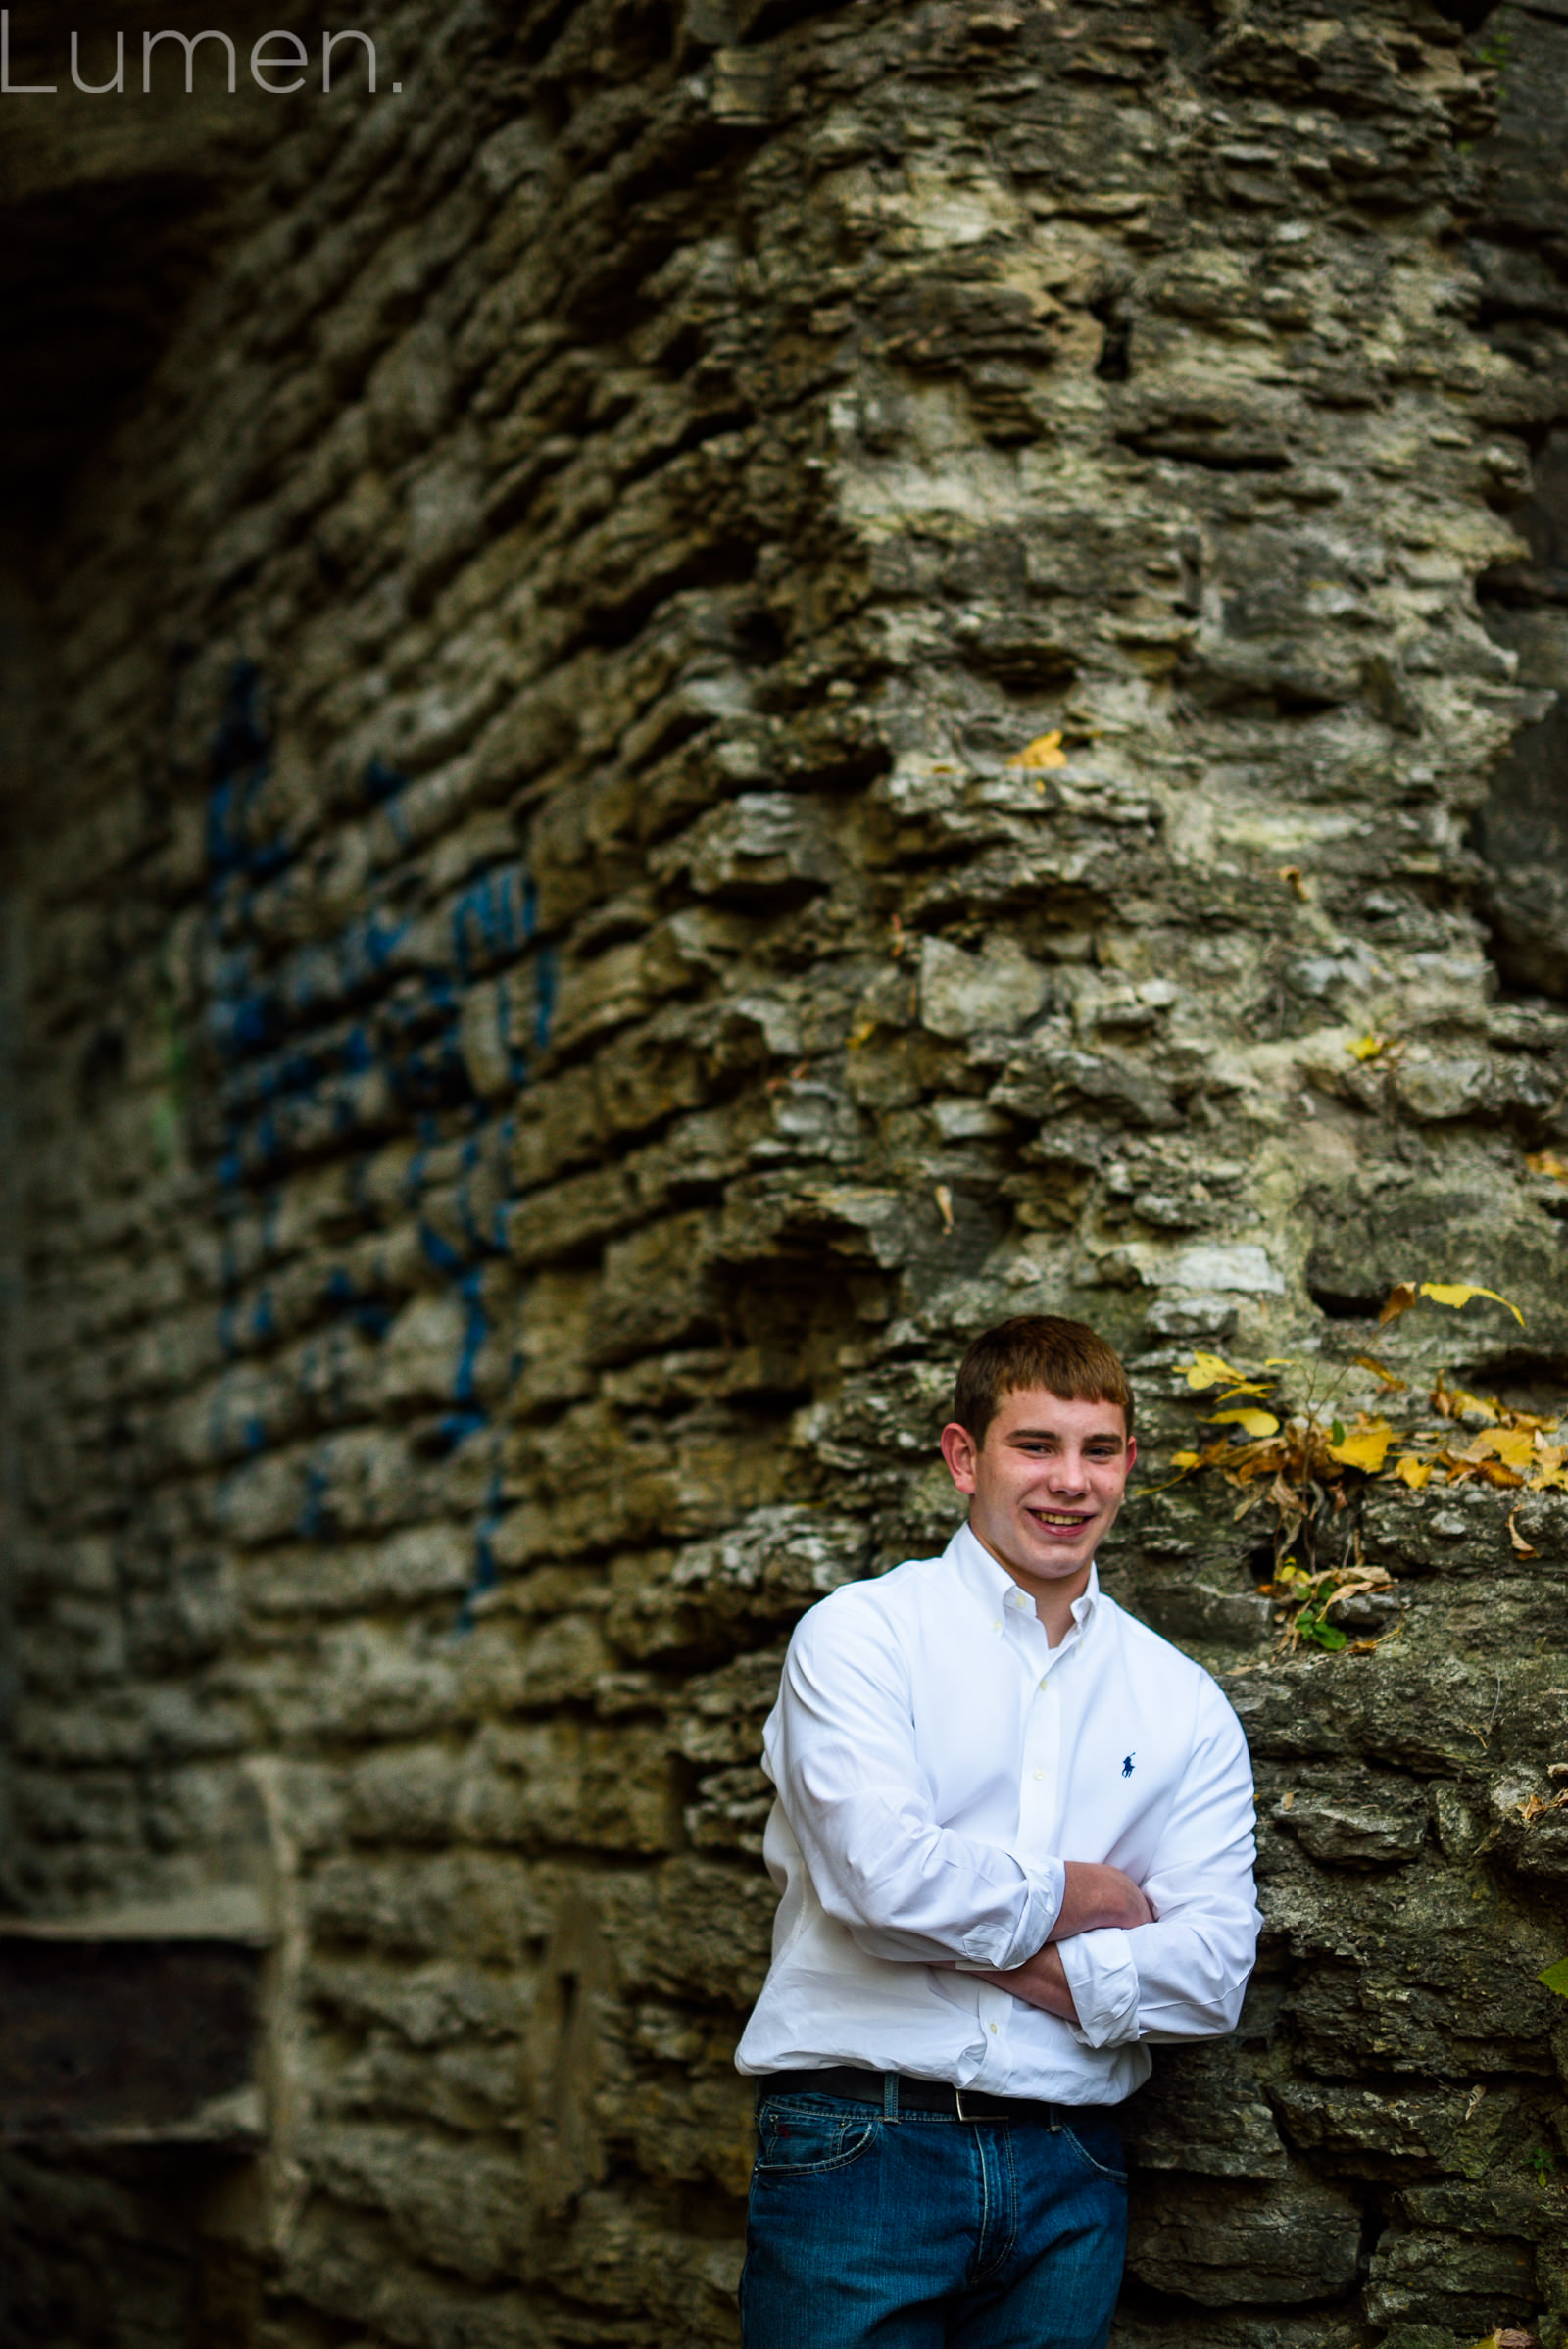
[
  {"x1": 1348, "y1": 1033, "x2": 1388, "y2": 1062},
  {"x1": 1394, "y1": 1454, "x2": 1434, "y2": 1490},
  {"x1": 1170, "y1": 1451, "x2": 1200, "y2": 1470},
  {"x1": 1532, "y1": 1461, "x2": 1568, "y2": 1492},
  {"x1": 1475, "y1": 1428, "x2": 1536, "y2": 1471},
  {"x1": 1378, "y1": 1282, "x2": 1418, "y2": 1327},
  {"x1": 1183, "y1": 1351, "x2": 1250, "y2": 1390},
  {"x1": 845, "y1": 1017, "x2": 878, "y2": 1049},
  {"x1": 934, "y1": 1183, "x2": 955, "y2": 1233},
  {"x1": 1006, "y1": 730, "x2": 1068, "y2": 770},
  {"x1": 1352, "y1": 1351, "x2": 1406, "y2": 1390},
  {"x1": 1327, "y1": 1418, "x2": 1395, "y2": 1473},
  {"x1": 1506, "y1": 1507, "x2": 1539, "y2": 1560},
  {"x1": 1527, "y1": 1149, "x2": 1568, "y2": 1184},
  {"x1": 1432, "y1": 1375, "x2": 1498, "y2": 1424},
  {"x1": 1418, "y1": 1281, "x2": 1525, "y2": 1328},
  {"x1": 1206, "y1": 1407, "x2": 1282, "y2": 1438}
]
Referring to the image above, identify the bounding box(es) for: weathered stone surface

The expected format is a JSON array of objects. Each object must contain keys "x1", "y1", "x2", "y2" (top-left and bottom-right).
[
  {"x1": 1277, "y1": 1783, "x2": 1429, "y2": 1869},
  {"x1": 1127, "y1": 2169, "x2": 1362, "y2": 2306},
  {"x1": 1120, "y1": 2039, "x2": 1288, "y2": 2179},
  {"x1": 1367, "y1": 2227, "x2": 1539, "y2": 2338},
  {"x1": 4, "y1": 0, "x2": 1568, "y2": 2344},
  {"x1": 1274, "y1": 2080, "x2": 1545, "y2": 2183}
]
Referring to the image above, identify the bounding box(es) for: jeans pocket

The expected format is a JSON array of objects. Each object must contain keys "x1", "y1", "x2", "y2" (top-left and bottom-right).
[
  {"x1": 755, "y1": 2096, "x2": 880, "y2": 2178},
  {"x1": 1059, "y1": 2117, "x2": 1129, "y2": 2186}
]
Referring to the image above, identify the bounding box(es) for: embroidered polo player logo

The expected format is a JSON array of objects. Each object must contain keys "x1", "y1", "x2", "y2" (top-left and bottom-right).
[{"x1": 1122, "y1": 1754, "x2": 1136, "y2": 1777}]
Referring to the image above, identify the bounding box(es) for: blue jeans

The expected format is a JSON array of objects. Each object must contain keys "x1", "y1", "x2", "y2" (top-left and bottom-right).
[{"x1": 740, "y1": 2086, "x2": 1127, "y2": 2348}]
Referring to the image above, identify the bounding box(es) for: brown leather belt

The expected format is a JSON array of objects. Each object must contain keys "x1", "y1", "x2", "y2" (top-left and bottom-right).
[{"x1": 758, "y1": 2065, "x2": 1067, "y2": 2123}]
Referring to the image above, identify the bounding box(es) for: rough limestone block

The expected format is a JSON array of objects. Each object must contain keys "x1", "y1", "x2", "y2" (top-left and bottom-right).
[
  {"x1": 918, "y1": 934, "x2": 1049, "y2": 1041},
  {"x1": 1366, "y1": 2228, "x2": 1539, "y2": 2337},
  {"x1": 1121, "y1": 2039, "x2": 1288, "y2": 2178},
  {"x1": 1126, "y1": 2169, "x2": 1361, "y2": 2306}
]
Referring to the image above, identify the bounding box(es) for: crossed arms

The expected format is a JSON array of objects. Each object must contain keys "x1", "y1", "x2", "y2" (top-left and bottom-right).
[
  {"x1": 768, "y1": 1604, "x2": 1258, "y2": 2050},
  {"x1": 965, "y1": 1862, "x2": 1155, "y2": 2024}
]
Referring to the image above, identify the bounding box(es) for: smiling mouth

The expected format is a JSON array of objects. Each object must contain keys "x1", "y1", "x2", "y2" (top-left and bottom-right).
[{"x1": 1031, "y1": 1510, "x2": 1093, "y2": 1530}]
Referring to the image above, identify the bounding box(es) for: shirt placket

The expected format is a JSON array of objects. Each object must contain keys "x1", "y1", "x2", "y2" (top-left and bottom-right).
[
  {"x1": 1023, "y1": 1623, "x2": 1066, "y2": 1854},
  {"x1": 972, "y1": 1593, "x2": 1066, "y2": 2084}
]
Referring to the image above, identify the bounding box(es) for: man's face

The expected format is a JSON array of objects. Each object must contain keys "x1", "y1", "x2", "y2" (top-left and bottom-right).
[{"x1": 940, "y1": 1387, "x2": 1136, "y2": 1589}]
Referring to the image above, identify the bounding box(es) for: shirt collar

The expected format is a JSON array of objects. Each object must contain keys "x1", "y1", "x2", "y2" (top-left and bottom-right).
[{"x1": 948, "y1": 1519, "x2": 1101, "y2": 1636}]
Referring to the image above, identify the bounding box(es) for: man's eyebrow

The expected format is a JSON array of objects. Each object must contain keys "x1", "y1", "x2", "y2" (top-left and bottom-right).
[{"x1": 1006, "y1": 1425, "x2": 1124, "y2": 1443}]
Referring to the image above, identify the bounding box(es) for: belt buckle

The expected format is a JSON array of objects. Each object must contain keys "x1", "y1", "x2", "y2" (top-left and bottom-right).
[{"x1": 955, "y1": 2084, "x2": 974, "y2": 2123}]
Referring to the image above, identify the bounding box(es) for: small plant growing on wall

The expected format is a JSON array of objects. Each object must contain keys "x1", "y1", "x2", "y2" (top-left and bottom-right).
[{"x1": 1156, "y1": 1283, "x2": 1566, "y2": 1656}]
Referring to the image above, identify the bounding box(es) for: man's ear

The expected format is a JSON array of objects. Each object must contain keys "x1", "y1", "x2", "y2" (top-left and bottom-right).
[{"x1": 940, "y1": 1421, "x2": 980, "y2": 1494}]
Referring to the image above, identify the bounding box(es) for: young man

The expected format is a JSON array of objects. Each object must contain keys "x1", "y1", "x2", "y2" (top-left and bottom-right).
[{"x1": 735, "y1": 1315, "x2": 1260, "y2": 2349}]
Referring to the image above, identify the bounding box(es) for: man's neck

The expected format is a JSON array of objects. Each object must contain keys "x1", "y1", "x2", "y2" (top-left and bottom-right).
[{"x1": 968, "y1": 1523, "x2": 1093, "y2": 1648}]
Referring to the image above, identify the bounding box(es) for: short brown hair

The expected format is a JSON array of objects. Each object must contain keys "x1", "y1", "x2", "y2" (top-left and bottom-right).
[{"x1": 952, "y1": 1315, "x2": 1134, "y2": 1445}]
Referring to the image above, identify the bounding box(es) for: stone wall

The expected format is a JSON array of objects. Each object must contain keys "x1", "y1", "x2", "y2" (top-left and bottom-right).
[{"x1": 4, "y1": 1, "x2": 1568, "y2": 2343}]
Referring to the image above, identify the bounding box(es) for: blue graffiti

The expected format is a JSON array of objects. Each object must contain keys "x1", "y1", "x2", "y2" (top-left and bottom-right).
[
  {"x1": 450, "y1": 864, "x2": 533, "y2": 980},
  {"x1": 455, "y1": 1465, "x2": 505, "y2": 1634},
  {"x1": 364, "y1": 754, "x2": 405, "y2": 804},
  {"x1": 534, "y1": 944, "x2": 558, "y2": 1053},
  {"x1": 296, "y1": 1453, "x2": 330, "y2": 1540},
  {"x1": 452, "y1": 1269, "x2": 487, "y2": 1405},
  {"x1": 199, "y1": 669, "x2": 541, "y2": 1636}
]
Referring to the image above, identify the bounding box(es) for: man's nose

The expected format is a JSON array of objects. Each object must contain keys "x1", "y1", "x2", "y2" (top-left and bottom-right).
[{"x1": 1045, "y1": 1450, "x2": 1089, "y2": 1490}]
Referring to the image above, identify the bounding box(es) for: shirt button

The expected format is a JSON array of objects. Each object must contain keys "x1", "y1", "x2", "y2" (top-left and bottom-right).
[
  {"x1": 1039, "y1": 1677, "x2": 1048, "y2": 1689},
  {"x1": 993, "y1": 1621, "x2": 1003, "y2": 1633},
  {"x1": 1034, "y1": 1769, "x2": 1045, "y2": 1781},
  {"x1": 989, "y1": 2022, "x2": 999, "y2": 2034}
]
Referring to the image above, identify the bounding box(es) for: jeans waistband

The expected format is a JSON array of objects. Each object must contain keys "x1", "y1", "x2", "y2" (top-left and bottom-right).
[{"x1": 756, "y1": 2066, "x2": 1076, "y2": 2123}]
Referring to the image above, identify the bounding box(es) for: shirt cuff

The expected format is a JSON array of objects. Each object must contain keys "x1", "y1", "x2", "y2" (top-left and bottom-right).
[
  {"x1": 1056, "y1": 1927, "x2": 1141, "y2": 2047},
  {"x1": 953, "y1": 1859, "x2": 1065, "y2": 1972}
]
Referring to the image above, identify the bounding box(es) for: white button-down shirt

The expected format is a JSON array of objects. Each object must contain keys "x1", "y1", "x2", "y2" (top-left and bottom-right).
[{"x1": 735, "y1": 1522, "x2": 1261, "y2": 2105}]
